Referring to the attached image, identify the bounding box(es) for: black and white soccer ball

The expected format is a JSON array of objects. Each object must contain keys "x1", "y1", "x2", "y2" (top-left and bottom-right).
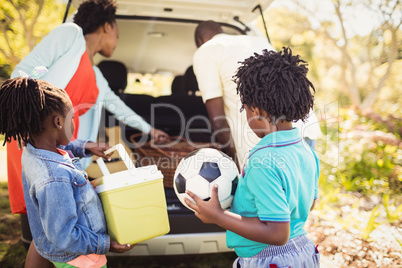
[{"x1": 173, "y1": 148, "x2": 239, "y2": 211}]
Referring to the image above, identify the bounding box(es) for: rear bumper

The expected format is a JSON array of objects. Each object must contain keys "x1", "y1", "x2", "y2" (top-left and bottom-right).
[{"x1": 107, "y1": 232, "x2": 233, "y2": 256}]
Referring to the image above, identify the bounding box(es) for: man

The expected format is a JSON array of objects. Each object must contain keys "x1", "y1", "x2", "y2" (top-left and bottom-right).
[{"x1": 193, "y1": 20, "x2": 274, "y2": 166}]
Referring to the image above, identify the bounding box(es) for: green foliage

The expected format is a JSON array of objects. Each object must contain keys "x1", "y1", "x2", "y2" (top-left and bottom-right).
[
  {"x1": 316, "y1": 106, "x2": 401, "y2": 241},
  {"x1": 0, "y1": 178, "x2": 10, "y2": 213},
  {"x1": 383, "y1": 194, "x2": 402, "y2": 224},
  {"x1": 393, "y1": 233, "x2": 402, "y2": 248},
  {"x1": 0, "y1": 0, "x2": 67, "y2": 78},
  {"x1": 320, "y1": 108, "x2": 402, "y2": 195},
  {"x1": 0, "y1": 65, "x2": 11, "y2": 79},
  {"x1": 374, "y1": 61, "x2": 402, "y2": 117},
  {"x1": 362, "y1": 205, "x2": 380, "y2": 240},
  {"x1": 324, "y1": 200, "x2": 381, "y2": 241},
  {"x1": 316, "y1": 174, "x2": 341, "y2": 209},
  {"x1": 333, "y1": 200, "x2": 362, "y2": 230},
  {"x1": 0, "y1": 241, "x2": 26, "y2": 268},
  {"x1": 0, "y1": 182, "x2": 25, "y2": 267}
]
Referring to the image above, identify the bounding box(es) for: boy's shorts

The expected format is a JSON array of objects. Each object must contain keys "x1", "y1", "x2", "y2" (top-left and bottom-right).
[{"x1": 233, "y1": 235, "x2": 320, "y2": 268}]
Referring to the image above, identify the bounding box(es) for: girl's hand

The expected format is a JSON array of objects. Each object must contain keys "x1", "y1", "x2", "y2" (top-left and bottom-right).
[
  {"x1": 149, "y1": 127, "x2": 169, "y2": 143},
  {"x1": 85, "y1": 142, "x2": 112, "y2": 160},
  {"x1": 109, "y1": 240, "x2": 136, "y2": 253},
  {"x1": 90, "y1": 178, "x2": 102, "y2": 188},
  {"x1": 185, "y1": 184, "x2": 223, "y2": 224}
]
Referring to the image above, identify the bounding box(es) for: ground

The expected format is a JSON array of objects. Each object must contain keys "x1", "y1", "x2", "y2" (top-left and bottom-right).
[
  {"x1": 0, "y1": 145, "x2": 401, "y2": 267},
  {"x1": 305, "y1": 195, "x2": 402, "y2": 267}
]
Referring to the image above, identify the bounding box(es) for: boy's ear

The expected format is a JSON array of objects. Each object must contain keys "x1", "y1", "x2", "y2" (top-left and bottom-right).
[{"x1": 252, "y1": 107, "x2": 268, "y2": 119}]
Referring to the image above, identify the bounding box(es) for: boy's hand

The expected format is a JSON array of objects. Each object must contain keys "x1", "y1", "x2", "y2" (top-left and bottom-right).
[
  {"x1": 185, "y1": 184, "x2": 223, "y2": 224},
  {"x1": 85, "y1": 142, "x2": 112, "y2": 160},
  {"x1": 109, "y1": 240, "x2": 136, "y2": 253}
]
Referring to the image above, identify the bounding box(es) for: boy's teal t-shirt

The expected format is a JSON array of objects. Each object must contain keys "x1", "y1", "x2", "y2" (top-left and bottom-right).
[{"x1": 226, "y1": 128, "x2": 320, "y2": 257}]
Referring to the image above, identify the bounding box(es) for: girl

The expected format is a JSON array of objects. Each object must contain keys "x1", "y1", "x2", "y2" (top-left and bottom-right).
[
  {"x1": 0, "y1": 76, "x2": 135, "y2": 267},
  {"x1": 8, "y1": 0, "x2": 167, "y2": 265},
  {"x1": 185, "y1": 48, "x2": 320, "y2": 267}
]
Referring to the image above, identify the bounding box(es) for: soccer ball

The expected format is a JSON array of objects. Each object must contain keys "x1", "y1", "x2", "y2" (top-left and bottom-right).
[{"x1": 173, "y1": 148, "x2": 239, "y2": 211}]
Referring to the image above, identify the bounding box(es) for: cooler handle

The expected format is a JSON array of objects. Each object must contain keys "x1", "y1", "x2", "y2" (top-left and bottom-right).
[{"x1": 96, "y1": 144, "x2": 135, "y2": 176}]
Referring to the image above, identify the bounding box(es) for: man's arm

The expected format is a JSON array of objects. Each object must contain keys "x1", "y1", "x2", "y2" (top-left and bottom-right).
[{"x1": 205, "y1": 97, "x2": 237, "y2": 165}]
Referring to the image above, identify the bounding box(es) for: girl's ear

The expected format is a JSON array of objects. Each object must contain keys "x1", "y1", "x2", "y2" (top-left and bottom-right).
[
  {"x1": 53, "y1": 116, "x2": 62, "y2": 129},
  {"x1": 103, "y1": 22, "x2": 112, "y2": 33}
]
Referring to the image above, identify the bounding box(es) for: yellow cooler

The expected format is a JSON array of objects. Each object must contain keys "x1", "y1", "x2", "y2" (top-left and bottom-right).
[{"x1": 95, "y1": 144, "x2": 170, "y2": 245}]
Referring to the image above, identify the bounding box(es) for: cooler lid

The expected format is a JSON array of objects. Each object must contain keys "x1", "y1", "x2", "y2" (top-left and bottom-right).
[{"x1": 96, "y1": 165, "x2": 163, "y2": 193}]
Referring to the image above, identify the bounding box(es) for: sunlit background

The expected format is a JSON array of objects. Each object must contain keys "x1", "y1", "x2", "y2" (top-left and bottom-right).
[{"x1": 0, "y1": 0, "x2": 401, "y2": 267}]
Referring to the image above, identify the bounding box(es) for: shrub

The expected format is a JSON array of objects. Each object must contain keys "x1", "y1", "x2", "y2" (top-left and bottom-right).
[{"x1": 319, "y1": 108, "x2": 401, "y2": 195}]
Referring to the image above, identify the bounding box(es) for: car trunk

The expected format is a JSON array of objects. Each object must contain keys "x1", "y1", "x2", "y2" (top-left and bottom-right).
[{"x1": 67, "y1": 0, "x2": 274, "y2": 255}]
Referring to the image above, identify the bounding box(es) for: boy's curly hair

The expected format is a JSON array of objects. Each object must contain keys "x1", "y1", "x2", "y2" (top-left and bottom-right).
[
  {"x1": 234, "y1": 47, "x2": 315, "y2": 123},
  {"x1": 0, "y1": 78, "x2": 69, "y2": 146},
  {"x1": 73, "y1": 0, "x2": 117, "y2": 35}
]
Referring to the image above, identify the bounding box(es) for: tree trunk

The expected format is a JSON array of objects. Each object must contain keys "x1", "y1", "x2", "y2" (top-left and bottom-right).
[{"x1": 361, "y1": 21, "x2": 401, "y2": 110}]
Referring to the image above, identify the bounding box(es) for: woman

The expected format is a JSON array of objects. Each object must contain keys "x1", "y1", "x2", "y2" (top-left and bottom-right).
[{"x1": 7, "y1": 0, "x2": 167, "y2": 266}]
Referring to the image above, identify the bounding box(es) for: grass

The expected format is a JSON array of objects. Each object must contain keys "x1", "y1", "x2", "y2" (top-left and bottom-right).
[
  {"x1": 0, "y1": 180, "x2": 26, "y2": 268},
  {"x1": 0, "y1": 181, "x2": 236, "y2": 267},
  {"x1": 0, "y1": 242, "x2": 26, "y2": 268}
]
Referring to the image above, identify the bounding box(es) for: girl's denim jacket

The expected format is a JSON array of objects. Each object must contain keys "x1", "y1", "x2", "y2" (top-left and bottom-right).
[{"x1": 21, "y1": 140, "x2": 110, "y2": 262}]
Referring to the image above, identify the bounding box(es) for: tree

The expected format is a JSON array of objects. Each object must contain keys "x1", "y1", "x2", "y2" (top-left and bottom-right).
[
  {"x1": 255, "y1": 7, "x2": 319, "y2": 77},
  {"x1": 358, "y1": 0, "x2": 401, "y2": 110},
  {"x1": 274, "y1": 0, "x2": 401, "y2": 111},
  {"x1": 0, "y1": 0, "x2": 67, "y2": 77}
]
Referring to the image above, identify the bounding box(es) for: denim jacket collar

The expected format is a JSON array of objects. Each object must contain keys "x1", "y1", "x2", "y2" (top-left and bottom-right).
[{"x1": 25, "y1": 142, "x2": 76, "y2": 169}]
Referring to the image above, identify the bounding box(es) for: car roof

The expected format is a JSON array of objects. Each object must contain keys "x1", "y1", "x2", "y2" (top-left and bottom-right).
[
  {"x1": 70, "y1": 0, "x2": 273, "y2": 75},
  {"x1": 72, "y1": 0, "x2": 273, "y2": 24}
]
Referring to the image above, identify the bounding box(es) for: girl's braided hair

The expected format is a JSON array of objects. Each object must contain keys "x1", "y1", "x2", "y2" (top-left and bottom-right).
[
  {"x1": 234, "y1": 47, "x2": 315, "y2": 123},
  {"x1": 73, "y1": 0, "x2": 117, "y2": 35},
  {"x1": 0, "y1": 78, "x2": 69, "y2": 146}
]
